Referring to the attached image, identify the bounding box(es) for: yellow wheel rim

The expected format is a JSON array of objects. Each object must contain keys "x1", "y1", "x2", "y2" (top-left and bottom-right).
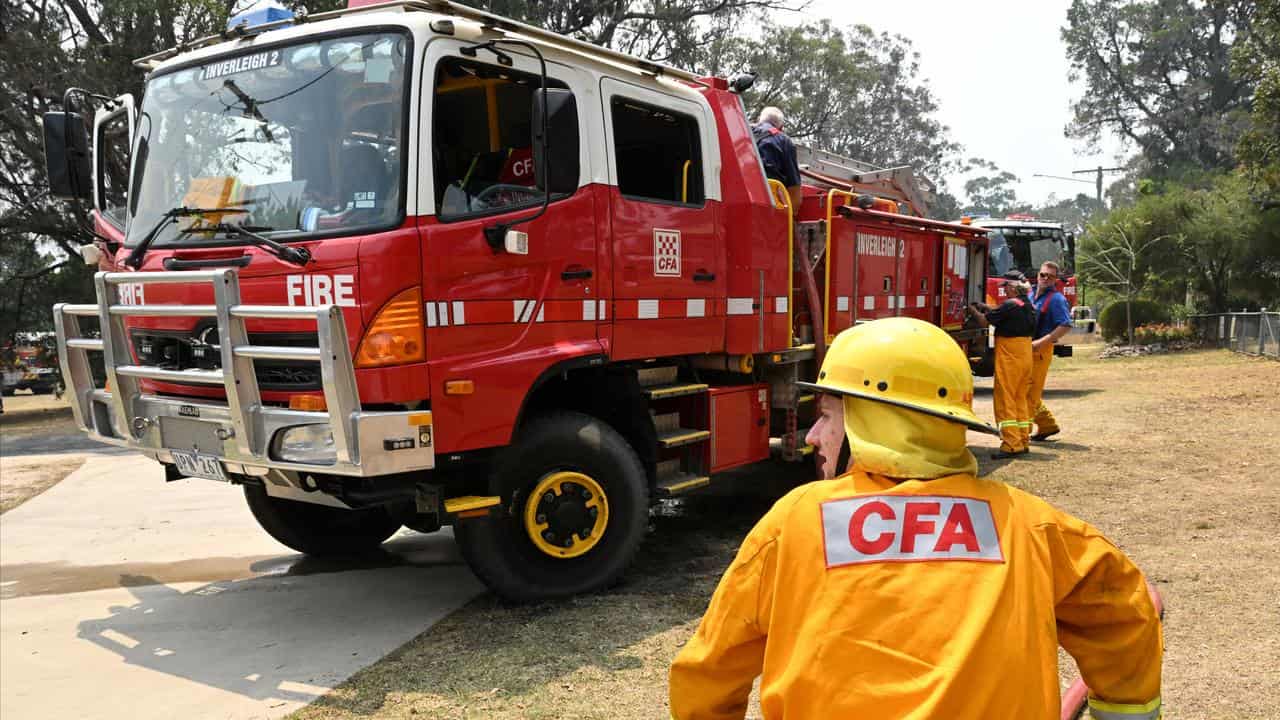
[{"x1": 523, "y1": 471, "x2": 609, "y2": 559}]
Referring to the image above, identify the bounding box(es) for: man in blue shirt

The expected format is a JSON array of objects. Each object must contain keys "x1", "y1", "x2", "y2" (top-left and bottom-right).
[
  {"x1": 752, "y1": 107, "x2": 803, "y2": 209},
  {"x1": 1029, "y1": 261, "x2": 1073, "y2": 441}
]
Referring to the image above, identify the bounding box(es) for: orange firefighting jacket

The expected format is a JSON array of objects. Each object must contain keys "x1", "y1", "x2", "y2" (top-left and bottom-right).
[{"x1": 669, "y1": 471, "x2": 1162, "y2": 720}]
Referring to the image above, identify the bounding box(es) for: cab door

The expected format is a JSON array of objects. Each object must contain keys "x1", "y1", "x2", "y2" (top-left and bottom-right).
[
  {"x1": 420, "y1": 47, "x2": 601, "y2": 452},
  {"x1": 601, "y1": 78, "x2": 723, "y2": 360}
]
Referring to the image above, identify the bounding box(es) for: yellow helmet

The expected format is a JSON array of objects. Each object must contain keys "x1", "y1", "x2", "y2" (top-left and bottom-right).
[{"x1": 798, "y1": 317, "x2": 998, "y2": 435}]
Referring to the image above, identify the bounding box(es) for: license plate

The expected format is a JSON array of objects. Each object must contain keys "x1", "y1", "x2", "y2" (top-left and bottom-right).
[{"x1": 171, "y1": 450, "x2": 228, "y2": 482}]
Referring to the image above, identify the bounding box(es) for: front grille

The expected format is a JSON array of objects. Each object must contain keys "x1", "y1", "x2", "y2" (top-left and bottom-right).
[{"x1": 130, "y1": 327, "x2": 322, "y2": 390}]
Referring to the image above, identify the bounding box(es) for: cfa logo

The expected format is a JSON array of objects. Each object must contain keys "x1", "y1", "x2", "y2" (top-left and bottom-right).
[
  {"x1": 821, "y1": 495, "x2": 1004, "y2": 568},
  {"x1": 654, "y1": 229, "x2": 682, "y2": 277}
]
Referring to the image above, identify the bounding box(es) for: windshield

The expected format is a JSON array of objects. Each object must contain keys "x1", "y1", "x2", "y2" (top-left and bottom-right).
[
  {"x1": 126, "y1": 32, "x2": 408, "y2": 247},
  {"x1": 985, "y1": 227, "x2": 1065, "y2": 277}
]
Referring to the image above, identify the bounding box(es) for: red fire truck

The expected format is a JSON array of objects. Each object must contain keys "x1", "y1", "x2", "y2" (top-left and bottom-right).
[
  {"x1": 42, "y1": 0, "x2": 989, "y2": 600},
  {"x1": 967, "y1": 215, "x2": 1078, "y2": 307}
]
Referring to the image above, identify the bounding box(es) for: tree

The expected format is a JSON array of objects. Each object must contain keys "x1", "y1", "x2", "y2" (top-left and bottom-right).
[
  {"x1": 1233, "y1": 0, "x2": 1280, "y2": 209},
  {"x1": 482, "y1": 0, "x2": 802, "y2": 70},
  {"x1": 1062, "y1": 0, "x2": 1257, "y2": 175},
  {"x1": 959, "y1": 159, "x2": 1030, "y2": 217},
  {"x1": 723, "y1": 20, "x2": 961, "y2": 188},
  {"x1": 1078, "y1": 208, "x2": 1169, "y2": 342}
]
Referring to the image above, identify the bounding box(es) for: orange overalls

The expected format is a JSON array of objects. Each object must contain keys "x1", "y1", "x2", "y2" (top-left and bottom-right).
[
  {"x1": 669, "y1": 471, "x2": 1163, "y2": 720},
  {"x1": 987, "y1": 296, "x2": 1036, "y2": 453}
]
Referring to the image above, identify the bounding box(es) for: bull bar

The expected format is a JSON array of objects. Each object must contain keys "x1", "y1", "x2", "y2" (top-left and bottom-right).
[{"x1": 53, "y1": 269, "x2": 435, "y2": 478}]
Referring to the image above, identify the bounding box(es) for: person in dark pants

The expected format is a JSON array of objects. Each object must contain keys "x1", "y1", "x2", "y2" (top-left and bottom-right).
[
  {"x1": 752, "y1": 107, "x2": 803, "y2": 209},
  {"x1": 968, "y1": 271, "x2": 1037, "y2": 458}
]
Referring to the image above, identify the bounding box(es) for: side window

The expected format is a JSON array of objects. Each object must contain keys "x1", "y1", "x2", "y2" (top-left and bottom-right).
[
  {"x1": 432, "y1": 58, "x2": 572, "y2": 219},
  {"x1": 610, "y1": 97, "x2": 704, "y2": 205},
  {"x1": 98, "y1": 110, "x2": 132, "y2": 229}
]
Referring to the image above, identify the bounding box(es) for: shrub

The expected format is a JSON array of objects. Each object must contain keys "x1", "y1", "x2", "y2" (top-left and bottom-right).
[
  {"x1": 1098, "y1": 300, "x2": 1172, "y2": 342},
  {"x1": 1132, "y1": 323, "x2": 1194, "y2": 345}
]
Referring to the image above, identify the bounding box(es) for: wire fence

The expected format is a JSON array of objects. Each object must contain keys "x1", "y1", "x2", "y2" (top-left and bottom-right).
[{"x1": 1187, "y1": 311, "x2": 1280, "y2": 359}]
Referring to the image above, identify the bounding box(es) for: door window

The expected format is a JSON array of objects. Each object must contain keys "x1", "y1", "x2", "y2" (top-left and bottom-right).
[
  {"x1": 609, "y1": 97, "x2": 703, "y2": 205},
  {"x1": 432, "y1": 58, "x2": 573, "y2": 219},
  {"x1": 97, "y1": 110, "x2": 132, "y2": 229}
]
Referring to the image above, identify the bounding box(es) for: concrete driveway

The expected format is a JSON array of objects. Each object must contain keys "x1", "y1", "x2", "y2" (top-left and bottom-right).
[{"x1": 0, "y1": 453, "x2": 484, "y2": 720}]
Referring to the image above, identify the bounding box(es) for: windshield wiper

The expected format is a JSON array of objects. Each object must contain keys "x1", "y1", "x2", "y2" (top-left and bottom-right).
[
  {"x1": 124, "y1": 206, "x2": 252, "y2": 269},
  {"x1": 183, "y1": 222, "x2": 312, "y2": 266}
]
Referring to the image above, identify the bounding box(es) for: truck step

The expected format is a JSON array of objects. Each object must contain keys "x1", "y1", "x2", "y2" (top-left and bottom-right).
[
  {"x1": 657, "y1": 427, "x2": 711, "y2": 448},
  {"x1": 655, "y1": 472, "x2": 711, "y2": 497},
  {"x1": 643, "y1": 382, "x2": 709, "y2": 400},
  {"x1": 636, "y1": 365, "x2": 679, "y2": 387}
]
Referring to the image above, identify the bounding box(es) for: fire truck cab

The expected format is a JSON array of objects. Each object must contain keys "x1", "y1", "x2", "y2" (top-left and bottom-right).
[{"x1": 43, "y1": 0, "x2": 990, "y2": 601}]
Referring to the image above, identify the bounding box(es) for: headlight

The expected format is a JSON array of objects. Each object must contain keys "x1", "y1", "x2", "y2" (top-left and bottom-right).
[{"x1": 272, "y1": 424, "x2": 336, "y2": 465}]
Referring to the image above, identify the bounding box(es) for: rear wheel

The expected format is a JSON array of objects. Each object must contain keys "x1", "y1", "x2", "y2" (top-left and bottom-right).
[
  {"x1": 454, "y1": 411, "x2": 649, "y2": 602},
  {"x1": 243, "y1": 485, "x2": 401, "y2": 555}
]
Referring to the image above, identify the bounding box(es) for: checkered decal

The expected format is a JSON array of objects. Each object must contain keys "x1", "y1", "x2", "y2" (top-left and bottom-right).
[{"x1": 654, "y1": 229, "x2": 682, "y2": 277}]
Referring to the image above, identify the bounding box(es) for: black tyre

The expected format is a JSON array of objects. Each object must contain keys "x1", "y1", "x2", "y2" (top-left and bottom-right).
[
  {"x1": 243, "y1": 484, "x2": 401, "y2": 556},
  {"x1": 454, "y1": 411, "x2": 649, "y2": 602}
]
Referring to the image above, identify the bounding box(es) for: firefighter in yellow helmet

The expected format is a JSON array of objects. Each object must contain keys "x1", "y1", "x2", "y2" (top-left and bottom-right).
[
  {"x1": 968, "y1": 269, "x2": 1037, "y2": 458},
  {"x1": 669, "y1": 317, "x2": 1162, "y2": 720}
]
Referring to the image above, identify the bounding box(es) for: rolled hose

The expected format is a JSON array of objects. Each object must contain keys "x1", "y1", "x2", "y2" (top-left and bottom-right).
[{"x1": 1059, "y1": 580, "x2": 1164, "y2": 720}]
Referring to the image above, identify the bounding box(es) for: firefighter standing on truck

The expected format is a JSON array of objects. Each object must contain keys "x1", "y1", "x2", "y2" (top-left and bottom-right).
[
  {"x1": 968, "y1": 270, "x2": 1036, "y2": 459},
  {"x1": 752, "y1": 107, "x2": 803, "y2": 209},
  {"x1": 1029, "y1": 261, "x2": 1072, "y2": 441},
  {"x1": 668, "y1": 318, "x2": 1163, "y2": 720}
]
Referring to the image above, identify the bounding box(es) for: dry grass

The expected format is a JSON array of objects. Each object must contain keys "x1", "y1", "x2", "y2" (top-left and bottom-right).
[{"x1": 294, "y1": 349, "x2": 1280, "y2": 720}]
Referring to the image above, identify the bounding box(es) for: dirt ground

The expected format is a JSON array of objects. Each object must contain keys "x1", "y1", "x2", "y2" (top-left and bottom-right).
[
  {"x1": 290, "y1": 348, "x2": 1280, "y2": 720},
  {"x1": 0, "y1": 394, "x2": 88, "y2": 514}
]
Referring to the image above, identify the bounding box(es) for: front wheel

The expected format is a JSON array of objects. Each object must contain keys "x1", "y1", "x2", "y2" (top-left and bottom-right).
[
  {"x1": 454, "y1": 411, "x2": 649, "y2": 602},
  {"x1": 243, "y1": 485, "x2": 401, "y2": 556}
]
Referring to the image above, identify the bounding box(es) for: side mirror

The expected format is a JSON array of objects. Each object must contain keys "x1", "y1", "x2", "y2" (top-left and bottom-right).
[
  {"x1": 41, "y1": 112, "x2": 92, "y2": 200},
  {"x1": 531, "y1": 88, "x2": 579, "y2": 196}
]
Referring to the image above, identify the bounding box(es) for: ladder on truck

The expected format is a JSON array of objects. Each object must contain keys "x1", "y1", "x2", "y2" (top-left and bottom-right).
[{"x1": 794, "y1": 144, "x2": 937, "y2": 218}]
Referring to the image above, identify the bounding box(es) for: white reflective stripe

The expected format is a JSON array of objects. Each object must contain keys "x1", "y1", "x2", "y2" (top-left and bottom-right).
[
  {"x1": 887, "y1": 296, "x2": 896, "y2": 309},
  {"x1": 452, "y1": 301, "x2": 466, "y2": 325},
  {"x1": 598, "y1": 299, "x2": 607, "y2": 320},
  {"x1": 425, "y1": 302, "x2": 438, "y2": 328},
  {"x1": 437, "y1": 302, "x2": 449, "y2": 327},
  {"x1": 1087, "y1": 698, "x2": 1161, "y2": 720},
  {"x1": 727, "y1": 297, "x2": 755, "y2": 315},
  {"x1": 638, "y1": 299, "x2": 659, "y2": 319},
  {"x1": 686, "y1": 298, "x2": 706, "y2": 318},
  {"x1": 897, "y1": 295, "x2": 906, "y2": 308},
  {"x1": 775, "y1": 296, "x2": 788, "y2": 313},
  {"x1": 583, "y1": 299, "x2": 596, "y2": 321},
  {"x1": 536, "y1": 304, "x2": 545, "y2": 322},
  {"x1": 916, "y1": 295, "x2": 926, "y2": 308},
  {"x1": 863, "y1": 296, "x2": 875, "y2": 311},
  {"x1": 821, "y1": 495, "x2": 1004, "y2": 567},
  {"x1": 514, "y1": 299, "x2": 539, "y2": 323},
  {"x1": 837, "y1": 296, "x2": 850, "y2": 312}
]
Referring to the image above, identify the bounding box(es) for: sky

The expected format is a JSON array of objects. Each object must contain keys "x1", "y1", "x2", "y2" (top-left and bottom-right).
[{"x1": 788, "y1": 0, "x2": 1129, "y2": 207}]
